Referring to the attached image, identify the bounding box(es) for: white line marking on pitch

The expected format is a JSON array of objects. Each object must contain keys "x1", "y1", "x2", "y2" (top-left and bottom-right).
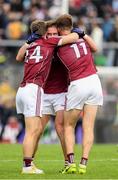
[{"x1": 0, "y1": 159, "x2": 118, "y2": 162}]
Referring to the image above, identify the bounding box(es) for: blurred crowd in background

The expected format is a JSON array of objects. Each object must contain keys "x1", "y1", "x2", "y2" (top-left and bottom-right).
[
  {"x1": 0, "y1": 0, "x2": 118, "y2": 65},
  {"x1": 0, "y1": 0, "x2": 118, "y2": 144}
]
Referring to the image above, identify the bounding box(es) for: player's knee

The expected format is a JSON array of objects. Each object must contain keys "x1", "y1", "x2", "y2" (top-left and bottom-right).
[
  {"x1": 55, "y1": 122, "x2": 63, "y2": 134},
  {"x1": 29, "y1": 126, "x2": 43, "y2": 137},
  {"x1": 38, "y1": 125, "x2": 43, "y2": 134},
  {"x1": 65, "y1": 120, "x2": 75, "y2": 127}
]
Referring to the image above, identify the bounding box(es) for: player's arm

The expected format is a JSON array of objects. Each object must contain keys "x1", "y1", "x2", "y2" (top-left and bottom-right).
[
  {"x1": 83, "y1": 34, "x2": 98, "y2": 52},
  {"x1": 71, "y1": 28, "x2": 98, "y2": 52},
  {"x1": 16, "y1": 43, "x2": 29, "y2": 62},
  {"x1": 16, "y1": 32, "x2": 40, "y2": 62},
  {"x1": 58, "y1": 33, "x2": 79, "y2": 46}
]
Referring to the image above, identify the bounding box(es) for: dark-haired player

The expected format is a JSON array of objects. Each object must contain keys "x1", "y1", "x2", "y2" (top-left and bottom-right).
[{"x1": 56, "y1": 14, "x2": 103, "y2": 174}]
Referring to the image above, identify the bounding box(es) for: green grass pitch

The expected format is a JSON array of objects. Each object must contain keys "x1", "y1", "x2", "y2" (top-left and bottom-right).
[{"x1": 0, "y1": 144, "x2": 118, "y2": 179}]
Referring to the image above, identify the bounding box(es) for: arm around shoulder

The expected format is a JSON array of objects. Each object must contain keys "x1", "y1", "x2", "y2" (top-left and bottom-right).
[
  {"x1": 83, "y1": 35, "x2": 98, "y2": 52},
  {"x1": 58, "y1": 33, "x2": 79, "y2": 46}
]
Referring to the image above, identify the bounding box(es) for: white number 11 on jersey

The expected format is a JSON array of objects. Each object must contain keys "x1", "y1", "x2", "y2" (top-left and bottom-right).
[{"x1": 70, "y1": 42, "x2": 87, "y2": 58}]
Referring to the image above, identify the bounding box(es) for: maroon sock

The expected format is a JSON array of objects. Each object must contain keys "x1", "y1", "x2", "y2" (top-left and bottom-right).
[
  {"x1": 23, "y1": 157, "x2": 33, "y2": 167},
  {"x1": 67, "y1": 153, "x2": 74, "y2": 164},
  {"x1": 80, "y1": 157, "x2": 88, "y2": 166}
]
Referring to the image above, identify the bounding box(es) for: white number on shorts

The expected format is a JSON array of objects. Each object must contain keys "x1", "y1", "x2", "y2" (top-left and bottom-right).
[
  {"x1": 70, "y1": 42, "x2": 87, "y2": 58},
  {"x1": 25, "y1": 46, "x2": 43, "y2": 63}
]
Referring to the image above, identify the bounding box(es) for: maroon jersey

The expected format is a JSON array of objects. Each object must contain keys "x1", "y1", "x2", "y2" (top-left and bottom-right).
[
  {"x1": 44, "y1": 53, "x2": 69, "y2": 94},
  {"x1": 57, "y1": 39, "x2": 97, "y2": 81},
  {"x1": 20, "y1": 37, "x2": 60, "y2": 87}
]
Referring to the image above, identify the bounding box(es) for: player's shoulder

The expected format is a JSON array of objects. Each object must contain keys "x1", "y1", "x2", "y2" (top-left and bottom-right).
[{"x1": 28, "y1": 38, "x2": 43, "y2": 48}]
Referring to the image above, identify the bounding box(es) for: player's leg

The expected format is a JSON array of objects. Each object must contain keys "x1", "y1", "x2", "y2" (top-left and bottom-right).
[
  {"x1": 41, "y1": 114, "x2": 50, "y2": 130},
  {"x1": 61, "y1": 80, "x2": 84, "y2": 174},
  {"x1": 78, "y1": 104, "x2": 98, "y2": 174},
  {"x1": 27, "y1": 115, "x2": 50, "y2": 174},
  {"x1": 78, "y1": 75, "x2": 103, "y2": 174},
  {"x1": 62, "y1": 109, "x2": 81, "y2": 174},
  {"x1": 64, "y1": 109, "x2": 81, "y2": 154},
  {"x1": 23, "y1": 116, "x2": 42, "y2": 157},
  {"x1": 53, "y1": 93, "x2": 69, "y2": 169},
  {"x1": 55, "y1": 110, "x2": 68, "y2": 168},
  {"x1": 16, "y1": 84, "x2": 44, "y2": 174},
  {"x1": 22, "y1": 116, "x2": 44, "y2": 174},
  {"x1": 32, "y1": 114, "x2": 50, "y2": 159}
]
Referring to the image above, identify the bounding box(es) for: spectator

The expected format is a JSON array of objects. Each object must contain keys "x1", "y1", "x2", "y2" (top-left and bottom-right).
[
  {"x1": 109, "y1": 15, "x2": 118, "y2": 66},
  {"x1": 1, "y1": 115, "x2": 22, "y2": 143},
  {"x1": 90, "y1": 18, "x2": 106, "y2": 66},
  {"x1": 102, "y1": 13, "x2": 113, "y2": 41},
  {"x1": 91, "y1": 18, "x2": 103, "y2": 54},
  {"x1": 30, "y1": 3, "x2": 49, "y2": 21},
  {"x1": 10, "y1": 0, "x2": 23, "y2": 12},
  {"x1": 79, "y1": 0, "x2": 98, "y2": 18},
  {"x1": 0, "y1": 48, "x2": 7, "y2": 64},
  {"x1": 0, "y1": 77, "x2": 16, "y2": 108},
  {"x1": 0, "y1": 2, "x2": 10, "y2": 39},
  {"x1": 48, "y1": 0, "x2": 62, "y2": 19},
  {"x1": 112, "y1": 0, "x2": 118, "y2": 14},
  {"x1": 6, "y1": 15, "x2": 27, "y2": 40}
]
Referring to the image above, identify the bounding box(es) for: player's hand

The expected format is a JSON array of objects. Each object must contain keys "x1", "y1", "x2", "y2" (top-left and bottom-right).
[
  {"x1": 26, "y1": 33, "x2": 41, "y2": 44},
  {"x1": 71, "y1": 28, "x2": 85, "y2": 38}
]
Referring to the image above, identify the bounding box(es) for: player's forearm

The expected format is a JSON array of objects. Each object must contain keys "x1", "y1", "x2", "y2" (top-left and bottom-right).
[
  {"x1": 83, "y1": 35, "x2": 98, "y2": 52},
  {"x1": 59, "y1": 33, "x2": 79, "y2": 46},
  {"x1": 16, "y1": 43, "x2": 29, "y2": 62}
]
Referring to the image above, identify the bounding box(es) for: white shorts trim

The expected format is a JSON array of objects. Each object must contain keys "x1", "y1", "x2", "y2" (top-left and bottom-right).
[
  {"x1": 42, "y1": 93, "x2": 66, "y2": 115},
  {"x1": 16, "y1": 83, "x2": 44, "y2": 117},
  {"x1": 66, "y1": 74, "x2": 103, "y2": 111}
]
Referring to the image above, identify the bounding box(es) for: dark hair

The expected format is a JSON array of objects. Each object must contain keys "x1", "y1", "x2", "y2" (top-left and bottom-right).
[
  {"x1": 30, "y1": 20, "x2": 46, "y2": 36},
  {"x1": 56, "y1": 14, "x2": 73, "y2": 30},
  {"x1": 45, "y1": 20, "x2": 57, "y2": 30}
]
